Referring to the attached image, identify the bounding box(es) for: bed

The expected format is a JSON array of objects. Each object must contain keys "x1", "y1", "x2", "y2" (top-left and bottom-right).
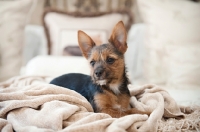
[{"x1": 1, "y1": 0, "x2": 200, "y2": 131}]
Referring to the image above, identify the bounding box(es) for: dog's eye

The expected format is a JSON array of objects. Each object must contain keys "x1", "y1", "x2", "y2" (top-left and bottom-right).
[
  {"x1": 90, "y1": 60, "x2": 96, "y2": 66},
  {"x1": 106, "y1": 57, "x2": 115, "y2": 64}
]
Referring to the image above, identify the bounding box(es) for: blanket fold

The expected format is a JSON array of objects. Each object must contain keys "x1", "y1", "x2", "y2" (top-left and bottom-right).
[{"x1": 0, "y1": 76, "x2": 199, "y2": 132}]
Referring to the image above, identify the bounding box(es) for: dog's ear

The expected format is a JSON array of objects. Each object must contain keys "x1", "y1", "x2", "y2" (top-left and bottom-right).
[
  {"x1": 78, "y1": 30, "x2": 95, "y2": 58},
  {"x1": 109, "y1": 21, "x2": 127, "y2": 54}
]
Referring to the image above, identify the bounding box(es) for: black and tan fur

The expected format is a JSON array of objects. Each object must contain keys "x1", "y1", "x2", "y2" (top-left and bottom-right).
[{"x1": 50, "y1": 21, "x2": 148, "y2": 118}]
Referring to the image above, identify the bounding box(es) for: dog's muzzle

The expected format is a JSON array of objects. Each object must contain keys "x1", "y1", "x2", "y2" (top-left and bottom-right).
[
  {"x1": 95, "y1": 67, "x2": 104, "y2": 78},
  {"x1": 94, "y1": 67, "x2": 107, "y2": 85}
]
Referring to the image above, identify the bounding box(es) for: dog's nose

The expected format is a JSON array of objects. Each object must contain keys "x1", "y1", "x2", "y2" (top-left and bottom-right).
[{"x1": 95, "y1": 68, "x2": 104, "y2": 78}]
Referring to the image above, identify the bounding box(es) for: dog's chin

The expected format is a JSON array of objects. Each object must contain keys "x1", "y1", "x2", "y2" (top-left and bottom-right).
[{"x1": 96, "y1": 80, "x2": 107, "y2": 86}]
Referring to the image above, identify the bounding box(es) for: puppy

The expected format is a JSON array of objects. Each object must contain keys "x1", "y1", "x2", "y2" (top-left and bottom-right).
[{"x1": 50, "y1": 21, "x2": 148, "y2": 118}]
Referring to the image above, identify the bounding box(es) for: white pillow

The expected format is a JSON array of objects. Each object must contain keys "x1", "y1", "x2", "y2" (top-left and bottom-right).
[
  {"x1": 25, "y1": 56, "x2": 90, "y2": 77},
  {"x1": 138, "y1": 0, "x2": 200, "y2": 88}
]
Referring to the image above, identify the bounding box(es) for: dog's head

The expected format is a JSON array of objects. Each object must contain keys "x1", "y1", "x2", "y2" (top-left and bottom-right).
[{"x1": 78, "y1": 21, "x2": 127, "y2": 89}]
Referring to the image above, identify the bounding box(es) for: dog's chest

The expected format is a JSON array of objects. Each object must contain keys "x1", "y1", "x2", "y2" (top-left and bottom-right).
[{"x1": 94, "y1": 89, "x2": 131, "y2": 111}]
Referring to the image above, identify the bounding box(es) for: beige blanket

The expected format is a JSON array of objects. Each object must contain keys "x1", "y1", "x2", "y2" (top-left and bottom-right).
[{"x1": 0, "y1": 76, "x2": 199, "y2": 132}]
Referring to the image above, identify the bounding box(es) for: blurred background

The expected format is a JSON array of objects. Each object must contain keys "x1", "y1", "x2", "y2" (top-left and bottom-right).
[{"x1": 0, "y1": 0, "x2": 200, "y2": 104}]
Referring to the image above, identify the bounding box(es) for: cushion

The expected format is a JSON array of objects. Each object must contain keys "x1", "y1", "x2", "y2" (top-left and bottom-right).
[
  {"x1": 0, "y1": 0, "x2": 33, "y2": 82},
  {"x1": 63, "y1": 46, "x2": 82, "y2": 56},
  {"x1": 125, "y1": 24, "x2": 146, "y2": 84},
  {"x1": 25, "y1": 56, "x2": 90, "y2": 77},
  {"x1": 23, "y1": 25, "x2": 48, "y2": 65},
  {"x1": 137, "y1": 0, "x2": 200, "y2": 88},
  {"x1": 43, "y1": 9, "x2": 133, "y2": 55}
]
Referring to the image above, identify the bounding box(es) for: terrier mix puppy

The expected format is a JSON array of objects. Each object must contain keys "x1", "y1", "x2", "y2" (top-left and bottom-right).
[{"x1": 50, "y1": 21, "x2": 148, "y2": 118}]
